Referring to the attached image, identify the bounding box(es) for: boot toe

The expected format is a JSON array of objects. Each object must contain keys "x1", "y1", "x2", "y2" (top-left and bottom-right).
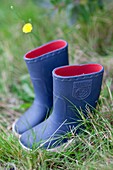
[
  {"x1": 19, "y1": 117, "x2": 68, "y2": 150},
  {"x1": 14, "y1": 117, "x2": 31, "y2": 135},
  {"x1": 13, "y1": 103, "x2": 49, "y2": 135},
  {"x1": 19, "y1": 129, "x2": 40, "y2": 150},
  {"x1": 19, "y1": 132, "x2": 33, "y2": 150}
]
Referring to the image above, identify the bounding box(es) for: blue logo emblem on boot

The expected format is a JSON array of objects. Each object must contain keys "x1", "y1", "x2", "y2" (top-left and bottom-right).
[{"x1": 72, "y1": 79, "x2": 92, "y2": 100}]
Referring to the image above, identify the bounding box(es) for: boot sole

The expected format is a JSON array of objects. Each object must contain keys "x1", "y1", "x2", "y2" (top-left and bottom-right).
[
  {"x1": 19, "y1": 137, "x2": 32, "y2": 151},
  {"x1": 19, "y1": 136, "x2": 74, "y2": 152},
  {"x1": 12, "y1": 119, "x2": 21, "y2": 138}
]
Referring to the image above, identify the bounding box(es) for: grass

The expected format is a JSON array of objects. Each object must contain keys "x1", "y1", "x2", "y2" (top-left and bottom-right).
[
  {"x1": 0, "y1": 0, "x2": 113, "y2": 169},
  {"x1": 1, "y1": 92, "x2": 113, "y2": 169}
]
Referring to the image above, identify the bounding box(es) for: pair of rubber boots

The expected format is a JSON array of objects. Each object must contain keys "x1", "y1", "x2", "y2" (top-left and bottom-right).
[{"x1": 13, "y1": 39, "x2": 104, "y2": 150}]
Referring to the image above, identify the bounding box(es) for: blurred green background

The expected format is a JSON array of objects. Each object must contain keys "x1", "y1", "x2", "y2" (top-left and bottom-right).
[{"x1": 0, "y1": 0, "x2": 113, "y2": 102}]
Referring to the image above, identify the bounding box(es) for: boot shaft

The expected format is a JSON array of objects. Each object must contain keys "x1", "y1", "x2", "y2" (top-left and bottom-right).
[
  {"x1": 52, "y1": 64, "x2": 104, "y2": 121},
  {"x1": 24, "y1": 40, "x2": 68, "y2": 78},
  {"x1": 24, "y1": 40, "x2": 69, "y2": 106}
]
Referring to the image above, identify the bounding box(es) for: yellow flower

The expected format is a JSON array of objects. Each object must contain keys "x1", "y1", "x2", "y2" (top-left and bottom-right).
[
  {"x1": 80, "y1": 0, "x2": 88, "y2": 5},
  {"x1": 22, "y1": 23, "x2": 33, "y2": 33}
]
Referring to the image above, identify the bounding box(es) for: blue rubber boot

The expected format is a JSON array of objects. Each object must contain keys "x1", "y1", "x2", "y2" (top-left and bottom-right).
[
  {"x1": 12, "y1": 39, "x2": 68, "y2": 135},
  {"x1": 19, "y1": 63, "x2": 104, "y2": 150}
]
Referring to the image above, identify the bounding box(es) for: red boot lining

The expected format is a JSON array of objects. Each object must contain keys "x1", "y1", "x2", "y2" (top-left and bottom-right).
[
  {"x1": 25, "y1": 40, "x2": 66, "y2": 59},
  {"x1": 55, "y1": 64, "x2": 103, "y2": 77}
]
